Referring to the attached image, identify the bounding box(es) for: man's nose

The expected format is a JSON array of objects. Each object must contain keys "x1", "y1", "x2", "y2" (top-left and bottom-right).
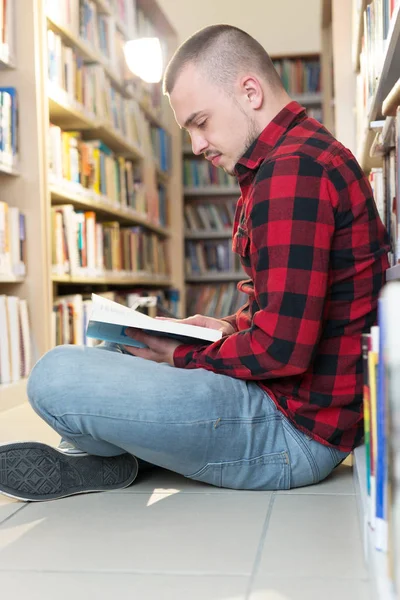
[{"x1": 191, "y1": 134, "x2": 208, "y2": 156}]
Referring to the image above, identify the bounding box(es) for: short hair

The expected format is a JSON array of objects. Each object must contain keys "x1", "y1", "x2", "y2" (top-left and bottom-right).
[{"x1": 163, "y1": 24, "x2": 283, "y2": 95}]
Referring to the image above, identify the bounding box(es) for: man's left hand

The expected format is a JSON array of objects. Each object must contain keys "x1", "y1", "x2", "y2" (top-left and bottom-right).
[{"x1": 123, "y1": 328, "x2": 181, "y2": 366}]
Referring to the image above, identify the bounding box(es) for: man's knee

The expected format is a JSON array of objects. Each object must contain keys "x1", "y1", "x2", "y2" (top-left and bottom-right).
[{"x1": 27, "y1": 345, "x2": 82, "y2": 415}]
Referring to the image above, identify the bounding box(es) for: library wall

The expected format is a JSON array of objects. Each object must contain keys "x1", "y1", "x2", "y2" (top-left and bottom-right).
[
  {"x1": 158, "y1": 0, "x2": 321, "y2": 55},
  {"x1": 332, "y1": 0, "x2": 357, "y2": 153}
]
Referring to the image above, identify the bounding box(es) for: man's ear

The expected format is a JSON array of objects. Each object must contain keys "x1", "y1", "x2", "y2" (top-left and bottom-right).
[{"x1": 240, "y1": 75, "x2": 263, "y2": 110}]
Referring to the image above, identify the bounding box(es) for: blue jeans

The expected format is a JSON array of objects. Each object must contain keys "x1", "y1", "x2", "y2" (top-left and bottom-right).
[{"x1": 26, "y1": 343, "x2": 348, "y2": 491}]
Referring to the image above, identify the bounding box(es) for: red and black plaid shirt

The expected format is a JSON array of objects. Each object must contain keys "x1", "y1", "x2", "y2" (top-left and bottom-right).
[{"x1": 174, "y1": 101, "x2": 390, "y2": 452}]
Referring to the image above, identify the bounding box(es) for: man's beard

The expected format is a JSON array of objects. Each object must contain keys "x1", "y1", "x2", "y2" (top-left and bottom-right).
[{"x1": 224, "y1": 117, "x2": 259, "y2": 176}]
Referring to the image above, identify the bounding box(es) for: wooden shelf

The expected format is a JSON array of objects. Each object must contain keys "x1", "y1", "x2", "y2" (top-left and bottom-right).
[
  {"x1": 52, "y1": 273, "x2": 172, "y2": 286},
  {"x1": 46, "y1": 15, "x2": 128, "y2": 99},
  {"x1": 382, "y1": 77, "x2": 400, "y2": 117},
  {"x1": 0, "y1": 162, "x2": 19, "y2": 176},
  {"x1": 185, "y1": 230, "x2": 232, "y2": 240},
  {"x1": 85, "y1": 122, "x2": 144, "y2": 160},
  {"x1": 184, "y1": 186, "x2": 240, "y2": 196},
  {"x1": 139, "y1": 99, "x2": 171, "y2": 133},
  {"x1": 291, "y1": 92, "x2": 322, "y2": 105},
  {"x1": 46, "y1": 16, "x2": 99, "y2": 64},
  {"x1": 186, "y1": 272, "x2": 244, "y2": 283},
  {"x1": 50, "y1": 181, "x2": 169, "y2": 236},
  {"x1": 367, "y1": 4, "x2": 400, "y2": 122},
  {"x1": 0, "y1": 378, "x2": 28, "y2": 413},
  {"x1": 0, "y1": 274, "x2": 25, "y2": 283},
  {"x1": 356, "y1": 123, "x2": 383, "y2": 172},
  {"x1": 386, "y1": 264, "x2": 400, "y2": 282},
  {"x1": 0, "y1": 45, "x2": 16, "y2": 69},
  {"x1": 48, "y1": 83, "x2": 99, "y2": 130}
]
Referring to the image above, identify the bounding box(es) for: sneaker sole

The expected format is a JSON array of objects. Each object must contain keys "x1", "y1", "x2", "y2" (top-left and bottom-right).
[{"x1": 0, "y1": 441, "x2": 139, "y2": 502}]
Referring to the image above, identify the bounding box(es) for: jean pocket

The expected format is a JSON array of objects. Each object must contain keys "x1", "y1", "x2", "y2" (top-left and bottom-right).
[{"x1": 187, "y1": 452, "x2": 291, "y2": 491}]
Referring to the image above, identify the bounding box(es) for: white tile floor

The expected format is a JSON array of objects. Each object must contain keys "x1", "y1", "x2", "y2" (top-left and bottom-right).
[{"x1": 0, "y1": 403, "x2": 371, "y2": 600}]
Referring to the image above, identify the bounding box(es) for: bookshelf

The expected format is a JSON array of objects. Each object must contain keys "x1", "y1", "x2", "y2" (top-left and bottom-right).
[
  {"x1": 0, "y1": 0, "x2": 183, "y2": 411},
  {"x1": 182, "y1": 130, "x2": 244, "y2": 315},
  {"x1": 271, "y1": 53, "x2": 324, "y2": 123},
  {"x1": 330, "y1": 1, "x2": 400, "y2": 597}
]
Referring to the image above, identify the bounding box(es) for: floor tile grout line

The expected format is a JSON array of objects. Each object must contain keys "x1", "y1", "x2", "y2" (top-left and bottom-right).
[
  {"x1": 0, "y1": 502, "x2": 29, "y2": 527},
  {"x1": 245, "y1": 491, "x2": 276, "y2": 600},
  {"x1": 0, "y1": 567, "x2": 252, "y2": 577}
]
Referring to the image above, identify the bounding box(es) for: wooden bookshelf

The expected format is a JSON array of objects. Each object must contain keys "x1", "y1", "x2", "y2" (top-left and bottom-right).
[
  {"x1": 52, "y1": 274, "x2": 172, "y2": 286},
  {"x1": 50, "y1": 183, "x2": 170, "y2": 236},
  {"x1": 335, "y1": 1, "x2": 400, "y2": 597},
  {"x1": 0, "y1": 0, "x2": 183, "y2": 389}
]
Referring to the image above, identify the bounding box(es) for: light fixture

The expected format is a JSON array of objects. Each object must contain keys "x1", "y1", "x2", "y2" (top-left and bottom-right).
[{"x1": 124, "y1": 38, "x2": 163, "y2": 84}]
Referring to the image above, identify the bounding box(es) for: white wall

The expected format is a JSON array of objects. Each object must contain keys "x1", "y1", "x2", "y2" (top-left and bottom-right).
[
  {"x1": 158, "y1": 0, "x2": 321, "y2": 56},
  {"x1": 332, "y1": 0, "x2": 356, "y2": 154}
]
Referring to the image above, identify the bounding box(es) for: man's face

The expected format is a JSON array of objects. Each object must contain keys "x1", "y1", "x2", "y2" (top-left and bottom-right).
[{"x1": 169, "y1": 64, "x2": 258, "y2": 175}]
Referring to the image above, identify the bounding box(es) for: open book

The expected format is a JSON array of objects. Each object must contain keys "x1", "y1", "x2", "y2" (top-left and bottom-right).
[{"x1": 86, "y1": 293, "x2": 223, "y2": 348}]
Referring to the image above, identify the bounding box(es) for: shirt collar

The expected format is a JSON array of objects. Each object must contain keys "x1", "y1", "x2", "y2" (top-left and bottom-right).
[{"x1": 234, "y1": 101, "x2": 306, "y2": 179}]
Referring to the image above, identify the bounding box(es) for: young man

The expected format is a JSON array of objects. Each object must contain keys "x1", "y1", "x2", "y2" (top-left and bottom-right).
[{"x1": 0, "y1": 25, "x2": 389, "y2": 502}]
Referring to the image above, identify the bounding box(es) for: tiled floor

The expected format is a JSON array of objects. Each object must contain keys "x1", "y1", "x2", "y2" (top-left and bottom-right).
[{"x1": 0, "y1": 403, "x2": 370, "y2": 600}]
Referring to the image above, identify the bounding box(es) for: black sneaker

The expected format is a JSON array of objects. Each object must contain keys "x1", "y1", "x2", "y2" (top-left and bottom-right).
[{"x1": 0, "y1": 441, "x2": 139, "y2": 502}]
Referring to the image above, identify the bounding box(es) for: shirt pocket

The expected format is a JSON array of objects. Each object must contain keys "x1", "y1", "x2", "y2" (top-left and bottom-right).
[{"x1": 232, "y1": 227, "x2": 250, "y2": 257}]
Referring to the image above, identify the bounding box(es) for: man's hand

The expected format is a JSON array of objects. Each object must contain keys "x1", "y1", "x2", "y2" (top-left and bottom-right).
[
  {"x1": 156, "y1": 314, "x2": 235, "y2": 336},
  {"x1": 123, "y1": 328, "x2": 181, "y2": 366}
]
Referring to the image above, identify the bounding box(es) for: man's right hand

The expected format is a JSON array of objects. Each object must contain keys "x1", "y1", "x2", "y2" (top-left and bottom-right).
[{"x1": 156, "y1": 314, "x2": 235, "y2": 336}]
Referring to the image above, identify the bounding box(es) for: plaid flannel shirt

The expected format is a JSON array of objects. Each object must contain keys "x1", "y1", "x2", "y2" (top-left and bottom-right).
[{"x1": 174, "y1": 101, "x2": 390, "y2": 452}]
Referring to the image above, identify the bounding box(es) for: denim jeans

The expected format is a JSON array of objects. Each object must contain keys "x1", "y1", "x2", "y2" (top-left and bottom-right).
[{"x1": 26, "y1": 343, "x2": 349, "y2": 491}]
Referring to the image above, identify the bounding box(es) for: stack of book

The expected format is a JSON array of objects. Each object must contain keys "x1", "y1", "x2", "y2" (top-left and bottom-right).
[
  {"x1": 186, "y1": 283, "x2": 247, "y2": 319},
  {"x1": 185, "y1": 239, "x2": 242, "y2": 277},
  {"x1": 53, "y1": 288, "x2": 179, "y2": 346},
  {"x1": 0, "y1": 202, "x2": 26, "y2": 278},
  {"x1": 362, "y1": 282, "x2": 400, "y2": 595},
  {"x1": 184, "y1": 200, "x2": 236, "y2": 234},
  {"x1": 183, "y1": 159, "x2": 238, "y2": 189},
  {"x1": 0, "y1": 295, "x2": 31, "y2": 384},
  {"x1": 49, "y1": 126, "x2": 147, "y2": 213},
  {"x1": 272, "y1": 56, "x2": 321, "y2": 95},
  {"x1": 51, "y1": 206, "x2": 169, "y2": 278},
  {"x1": 0, "y1": 87, "x2": 18, "y2": 171}
]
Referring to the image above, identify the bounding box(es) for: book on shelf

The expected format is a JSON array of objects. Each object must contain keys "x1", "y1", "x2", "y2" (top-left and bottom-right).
[
  {"x1": 362, "y1": 281, "x2": 400, "y2": 594},
  {"x1": 372, "y1": 106, "x2": 400, "y2": 266},
  {"x1": 0, "y1": 201, "x2": 26, "y2": 277},
  {"x1": 183, "y1": 158, "x2": 238, "y2": 189},
  {"x1": 185, "y1": 239, "x2": 242, "y2": 277},
  {"x1": 186, "y1": 282, "x2": 247, "y2": 319},
  {"x1": 0, "y1": 295, "x2": 31, "y2": 385},
  {"x1": 150, "y1": 126, "x2": 170, "y2": 173},
  {"x1": 272, "y1": 56, "x2": 321, "y2": 95},
  {"x1": 0, "y1": 87, "x2": 18, "y2": 169},
  {"x1": 53, "y1": 288, "x2": 180, "y2": 347},
  {"x1": 184, "y1": 199, "x2": 236, "y2": 233},
  {"x1": 86, "y1": 292, "x2": 222, "y2": 348},
  {"x1": 51, "y1": 204, "x2": 169, "y2": 278},
  {"x1": 49, "y1": 125, "x2": 170, "y2": 225},
  {"x1": 0, "y1": 0, "x2": 15, "y2": 65},
  {"x1": 356, "y1": 0, "x2": 399, "y2": 139}
]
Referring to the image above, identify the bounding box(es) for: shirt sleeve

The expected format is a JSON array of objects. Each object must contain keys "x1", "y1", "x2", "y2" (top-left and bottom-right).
[{"x1": 174, "y1": 156, "x2": 336, "y2": 379}]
